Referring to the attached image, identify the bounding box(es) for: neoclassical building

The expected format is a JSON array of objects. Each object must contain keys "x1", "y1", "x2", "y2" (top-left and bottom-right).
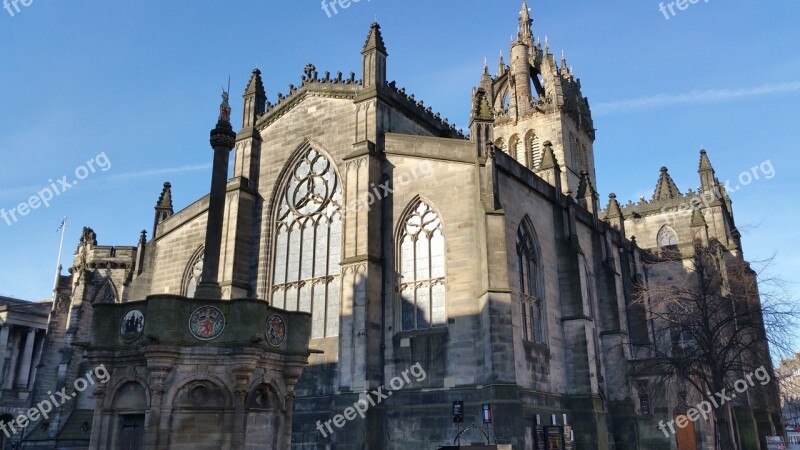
[{"x1": 12, "y1": 2, "x2": 782, "y2": 449}]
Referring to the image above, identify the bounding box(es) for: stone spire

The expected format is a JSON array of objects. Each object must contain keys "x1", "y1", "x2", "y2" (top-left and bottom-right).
[
  {"x1": 153, "y1": 182, "x2": 174, "y2": 237},
  {"x1": 652, "y1": 166, "x2": 681, "y2": 201},
  {"x1": 537, "y1": 141, "x2": 562, "y2": 191},
  {"x1": 362, "y1": 22, "x2": 387, "y2": 89},
  {"x1": 362, "y1": 22, "x2": 387, "y2": 55},
  {"x1": 576, "y1": 170, "x2": 598, "y2": 214},
  {"x1": 498, "y1": 51, "x2": 506, "y2": 77},
  {"x1": 241, "y1": 68, "x2": 266, "y2": 129},
  {"x1": 195, "y1": 89, "x2": 236, "y2": 300},
  {"x1": 605, "y1": 193, "x2": 625, "y2": 235},
  {"x1": 698, "y1": 149, "x2": 716, "y2": 193},
  {"x1": 518, "y1": 0, "x2": 533, "y2": 45}
]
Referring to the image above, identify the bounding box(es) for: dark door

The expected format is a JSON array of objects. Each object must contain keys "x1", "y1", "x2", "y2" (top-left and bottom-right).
[
  {"x1": 118, "y1": 414, "x2": 145, "y2": 450},
  {"x1": 674, "y1": 414, "x2": 698, "y2": 450}
]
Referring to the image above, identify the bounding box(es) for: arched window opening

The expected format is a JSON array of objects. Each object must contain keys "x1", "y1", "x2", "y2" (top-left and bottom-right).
[
  {"x1": 184, "y1": 252, "x2": 203, "y2": 298},
  {"x1": 517, "y1": 220, "x2": 544, "y2": 344},
  {"x1": 271, "y1": 147, "x2": 342, "y2": 339},
  {"x1": 399, "y1": 201, "x2": 446, "y2": 331},
  {"x1": 658, "y1": 226, "x2": 679, "y2": 248},
  {"x1": 530, "y1": 135, "x2": 541, "y2": 169}
]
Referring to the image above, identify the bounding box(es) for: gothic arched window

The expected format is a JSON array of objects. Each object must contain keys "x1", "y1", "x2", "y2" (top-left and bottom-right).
[
  {"x1": 271, "y1": 147, "x2": 342, "y2": 339},
  {"x1": 399, "y1": 201, "x2": 446, "y2": 331},
  {"x1": 183, "y1": 247, "x2": 204, "y2": 298},
  {"x1": 94, "y1": 279, "x2": 117, "y2": 304},
  {"x1": 517, "y1": 219, "x2": 544, "y2": 343},
  {"x1": 657, "y1": 226, "x2": 679, "y2": 248},
  {"x1": 530, "y1": 134, "x2": 541, "y2": 169}
]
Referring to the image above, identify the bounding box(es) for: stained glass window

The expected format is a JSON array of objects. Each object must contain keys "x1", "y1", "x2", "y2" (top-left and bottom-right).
[
  {"x1": 271, "y1": 147, "x2": 342, "y2": 339},
  {"x1": 399, "y1": 201, "x2": 446, "y2": 331},
  {"x1": 517, "y1": 220, "x2": 544, "y2": 343}
]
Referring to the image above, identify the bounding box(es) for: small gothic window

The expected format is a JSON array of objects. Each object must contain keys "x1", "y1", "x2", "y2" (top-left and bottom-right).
[
  {"x1": 515, "y1": 139, "x2": 526, "y2": 164},
  {"x1": 517, "y1": 220, "x2": 544, "y2": 343},
  {"x1": 495, "y1": 138, "x2": 508, "y2": 154},
  {"x1": 184, "y1": 252, "x2": 203, "y2": 298},
  {"x1": 95, "y1": 279, "x2": 117, "y2": 304},
  {"x1": 530, "y1": 135, "x2": 541, "y2": 169},
  {"x1": 657, "y1": 226, "x2": 679, "y2": 248},
  {"x1": 271, "y1": 147, "x2": 342, "y2": 339},
  {"x1": 399, "y1": 201, "x2": 446, "y2": 331},
  {"x1": 636, "y1": 381, "x2": 651, "y2": 415}
]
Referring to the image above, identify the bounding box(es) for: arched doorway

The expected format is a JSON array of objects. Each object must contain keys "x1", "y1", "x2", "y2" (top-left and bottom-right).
[{"x1": 674, "y1": 413, "x2": 698, "y2": 450}]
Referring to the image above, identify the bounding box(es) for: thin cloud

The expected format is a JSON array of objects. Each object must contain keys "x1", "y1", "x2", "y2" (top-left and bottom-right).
[
  {"x1": 0, "y1": 164, "x2": 212, "y2": 200},
  {"x1": 104, "y1": 163, "x2": 211, "y2": 182},
  {"x1": 594, "y1": 81, "x2": 800, "y2": 116}
]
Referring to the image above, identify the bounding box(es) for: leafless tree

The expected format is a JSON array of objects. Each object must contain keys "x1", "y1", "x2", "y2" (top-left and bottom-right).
[{"x1": 630, "y1": 242, "x2": 798, "y2": 449}]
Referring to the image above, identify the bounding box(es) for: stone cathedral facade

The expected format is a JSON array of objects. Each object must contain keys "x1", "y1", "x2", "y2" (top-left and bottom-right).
[{"x1": 10, "y1": 2, "x2": 782, "y2": 449}]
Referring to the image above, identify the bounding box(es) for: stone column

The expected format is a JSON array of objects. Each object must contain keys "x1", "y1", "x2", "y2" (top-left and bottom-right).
[
  {"x1": 231, "y1": 364, "x2": 254, "y2": 449},
  {"x1": 15, "y1": 328, "x2": 35, "y2": 389},
  {"x1": 0, "y1": 325, "x2": 10, "y2": 386},
  {"x1": 3, "y1": 330, "x2": 20, "y2": 389},
  {"x1": 88, "y1": 383, "x2": 107, "y2": 450},
  {"x1": 282, "y1": 392, "x2": 295, "y2": 450},
  {"x1": 195, "y1": 93, "x2": 237, "y2": 300},
  {"x1": 145, "y1": 365, "x2": 170, "y2": 450},
  {"x1": 27, "y1": 330, "x2": 45, "y2": 390}
]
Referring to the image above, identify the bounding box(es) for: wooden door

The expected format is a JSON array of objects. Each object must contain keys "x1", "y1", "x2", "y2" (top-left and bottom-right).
[
  {"x1": 118, "y1": 414, "x2": 145, "y2": 450},
  {"x1": 675, "y1": 414, "x2": 698, "y2": 450}
]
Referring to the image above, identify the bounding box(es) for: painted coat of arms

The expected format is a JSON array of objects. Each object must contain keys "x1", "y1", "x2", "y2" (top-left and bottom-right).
[
  {"x1": 120, "y1": 309, "x2": 144, "y2": 342},
  {"x1": 189, "y1": 306, "x2": 225, "y2": 341},
  {"x1": 265, "y1": 314, "x2": 286, "y2": 347}
]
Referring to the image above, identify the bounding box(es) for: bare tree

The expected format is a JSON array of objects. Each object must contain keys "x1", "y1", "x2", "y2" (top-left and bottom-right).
[{"x1": 630, "y1": 242, "x2": 797, "y2": 449}]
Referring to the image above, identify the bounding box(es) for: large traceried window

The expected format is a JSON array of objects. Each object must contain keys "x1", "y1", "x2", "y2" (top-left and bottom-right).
[
  {"x1": 399, "y1": 201, "x2": 446, "y2": 331},
  {"x1": 271, "y1": 147, "x2": 342, "y2": 339},
  {"x1": 517, "y1": 220, "x2": 544, "y2": 344}
]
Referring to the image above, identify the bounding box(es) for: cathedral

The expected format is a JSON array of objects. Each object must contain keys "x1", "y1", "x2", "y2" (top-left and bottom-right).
[{"x1": 0, "y1": 2, "x2": 782, "y2": 449}]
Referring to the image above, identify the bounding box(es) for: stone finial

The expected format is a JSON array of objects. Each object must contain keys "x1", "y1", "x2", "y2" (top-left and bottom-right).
[
  {"x1": 691, "y1": 208, "x2": 708, "y2": 227},
  {"x1": 362, "y1": 22, "x2": 387, "y2": 55},
  {"x1": 156, "y1": 182, "x2": 173, "y2": 211},
  {"x1": 538, "y1": 141, "x2": 559, "y2": 171},
  {"x1": 652, "y1": 166, "x2": 681, "y2": 202},
  {"x1": 605, "y1": 193, "x2": 623, "y2": 219}
]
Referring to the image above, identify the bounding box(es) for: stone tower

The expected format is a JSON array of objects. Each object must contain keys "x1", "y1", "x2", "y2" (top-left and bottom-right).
[{"x1": 471, "y1": 0, "x2": 596, "y2": 196}]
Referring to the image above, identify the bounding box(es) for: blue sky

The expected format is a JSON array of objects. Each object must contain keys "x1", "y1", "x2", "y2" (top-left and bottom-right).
[{"x1": 1, "y1": 0, "x2": 798, "y2": 329}]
